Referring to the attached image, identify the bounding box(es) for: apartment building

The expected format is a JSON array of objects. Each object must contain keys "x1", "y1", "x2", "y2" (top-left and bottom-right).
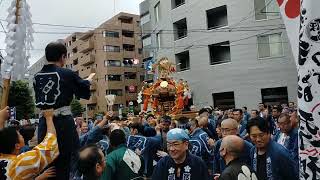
[{"x1": 64, "y1": 12, "x2": 144, "y2": 117}]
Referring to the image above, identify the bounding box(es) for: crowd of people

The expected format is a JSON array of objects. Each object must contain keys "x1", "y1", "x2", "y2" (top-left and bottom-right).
[{"x1": 0, "y1": 42, "x2": 300, "y2": 180}]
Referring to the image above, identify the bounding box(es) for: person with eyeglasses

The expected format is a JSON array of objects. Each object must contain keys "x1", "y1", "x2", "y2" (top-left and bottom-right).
[
  {"x1": 273, "y1": 113, "x2": 298, "y2": 167},
  {"x1": 152, "y1": 128, "x2": 209, "y2": 180},
  {"x1": 217, "y1": 135, "x2": 257, "y2": 180},
  {"x1": 212, "y1": 118, "x2": 253, "y2": 178},
  {"x1": 247, "y1": 117, "x2": 298, "y2": 180}
]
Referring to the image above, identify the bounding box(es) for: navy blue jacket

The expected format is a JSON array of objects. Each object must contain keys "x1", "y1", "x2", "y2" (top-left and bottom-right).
[
  {"x1": 127, "y1": 134, "x2": 161, "y2": 177},
  {"x1": 213, "y1": 138, "x2": 253, "y2": 174},
  {"x1": 152, "y1": 152, "x2": 209, "y2": 180},
  {"x1": 33, "y1": 64, "x2": 90, "y2": 110},
  {"x1": 250, "y1": 140, "x2": 299, "y2": 180},
  {"x1": 273, "y1": 128, "x2": 299, "y2": 164},
  {"x1": 189, "y1": 129, "x2": 212, "y2": 163}
]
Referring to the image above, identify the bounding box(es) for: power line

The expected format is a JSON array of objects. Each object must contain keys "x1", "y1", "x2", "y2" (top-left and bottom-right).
[
  {"x1": 0, "y1": 26, "x2": 285, "y2": 36},
  {"x1": 0, "y1": 18, "x2": 285, "y2": 33},
  {"x1": 0, "y1": 41, "x2": 289, "y2": 53}
]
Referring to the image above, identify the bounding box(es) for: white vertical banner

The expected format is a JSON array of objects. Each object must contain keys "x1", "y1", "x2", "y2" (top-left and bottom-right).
[
  {"x1": 276, "y1": 0, "x2": 300, "y2": 64},
  {"x1": 278, "y1": 0, "x2": 320, "y2": 179},
  {"x1": 2, "y1": 0, "x2": 33, "y2": 81}
]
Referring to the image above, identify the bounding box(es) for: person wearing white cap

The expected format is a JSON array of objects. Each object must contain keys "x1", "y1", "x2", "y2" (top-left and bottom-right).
[{"x1": 152, "y1": 128, "x2": 209, "y2": 180}]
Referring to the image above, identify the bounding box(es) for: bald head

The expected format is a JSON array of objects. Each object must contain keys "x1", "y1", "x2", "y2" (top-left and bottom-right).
[
  {"x1": 221, "y1": 135, "x2": 244, "y2": 158},
  {"x1": 221, "y1": 118, "x2": 238, "y2": 128}
]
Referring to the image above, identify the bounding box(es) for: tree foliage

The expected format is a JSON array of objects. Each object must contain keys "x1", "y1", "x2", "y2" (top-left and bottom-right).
[{"x1": 8, "y1": 80, "x2": 35, "y2": 119}]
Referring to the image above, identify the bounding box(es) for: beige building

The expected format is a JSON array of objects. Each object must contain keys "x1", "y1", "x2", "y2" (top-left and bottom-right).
[{"x1": 64, "y1": 12, "x2": 144, "y2": 118}]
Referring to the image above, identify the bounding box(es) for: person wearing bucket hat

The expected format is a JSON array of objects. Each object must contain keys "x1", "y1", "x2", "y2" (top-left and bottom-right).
[{"x1": 152, "y1": 128, "x2": 209, "y2": 180}]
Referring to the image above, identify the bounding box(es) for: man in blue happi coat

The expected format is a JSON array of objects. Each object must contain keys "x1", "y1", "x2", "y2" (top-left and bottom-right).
[
  {"x1": 127, "y1": 121, "x2": 161, "y2": 177},
  {"x1": 187, "y1": 118, "x2": 213, "y2": 170},
  {"x1": 213, "y1": 118, "x2": 253, "y2": 176},
  {"x1": 273, "y1": 113, "x2": 298, "y2": 165},
  {"x1": 152, "y1": 128, "x2": 209, "y2": 180},
  {"x1": 247, "y1": 117, "x2": 299, "y2": 180},
  {"x1": 33, "y1": 42, "x2": 95, "y2": 180}
]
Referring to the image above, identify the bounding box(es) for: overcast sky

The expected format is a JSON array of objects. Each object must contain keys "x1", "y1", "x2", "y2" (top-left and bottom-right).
[{"x1": 0, "y1": 0, "x2": 144, "y2": 65}]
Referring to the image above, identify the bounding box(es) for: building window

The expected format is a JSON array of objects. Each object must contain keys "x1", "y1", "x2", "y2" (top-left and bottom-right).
[
  {"x1": 207, "y1": 5, "x2": 228, "y2": 30},
  {"x1": 156, "y1": 32, "x2": 161, "y2": 49},
  {"x1": 212, "y1": 91, "x2": 235, "y2": 110},
  {"x1": 254, "y1": 0, "x2": 280, "y2": 20},
  {"x1": 123, "y1": 44, "x2": 135, "y2": 51},
  {"x1": 104, "y1": 60, "x2": 121, "y2": 67},
  {"x1": 88, "y1": 105, "x2": 96, "y2": 111},
  {"x1": 172, "y1": 0, "x2": 185, "y2": 9},
  {"x1": 141, "y1": 12, "x2": 150, "y2": 25},
  {"x1": 73, "y1": 59, "x2": 78, "y2": 65},
  {"x1": 106, "y1": 75, "x2": 122, "y2": 81},
  {"x1": 257, "y1": 33, "x2": 283, "y2": 58},
  {"x1": 123, "y1": 58, "x2": 134, "y2": 67},
  {"x1": 103, "y1": 31, "x2": 119, "y2": 38},
  {"x1": 104, "y1": 45, "x2": 120, "y2": 52},
  {"x1": 175, "y1": 51, "x2": 190, "y2": 71},
  {"x1": 124, "y1": 72, "x2": 137, "y2": 79},
  {"x1": 142, "y1": 35, "x2": 152, "y2": 47},
  {"x1": 122, "y1": 30, "x2": 134, "y2": 38},
  {"x1": 106, "y1": 89, "x2": 123, "y2": 96},
  {"x1": 261, "y1": 87, "x2": 288, "y2": 105},
  {"x1": 155, "y1": 2, "x2": 160, "y2": 23},
  {"x1": 209, "y1": 41, "x2": 231, "y2": 65},
  {"x1": 173, "y1": 18, "x2": 188, "y2": 40}
]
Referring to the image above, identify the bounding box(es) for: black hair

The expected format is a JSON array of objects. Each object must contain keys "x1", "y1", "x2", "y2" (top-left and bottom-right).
[
  {"x1": 251, "y1": 109, "x2": 259, "y2": 114},
  {"x1": 178, "y1": 116, "x2": 189, "y2": 124},
  {"x1": 161, "y1": 115, "x2": 172, "y2": 122},
  {"x1": 272, "y1": 106, "x2": 282, "y2": 113},
  {"x1": 246, "y1": 117, "x2": 270, "y2": 134},
  {"x1": 206, "y1": 107, "x2": 213, "y2": 114},
  {"x1": 45, "y1": 42, "x2": 67, "y2": 62},
  {"x1": 233, "y1": 109, "x2": 243, "y2": 114},
  {"x1": 78, "y1": 144, "x2": 104, "y2": 180},
  {"x1": 177, "y1": 117, "x2": 191, "y2": 130},
  {"x1": 198, "y1": 108, "x2": 209, "y2": 116},
  {"x1": 111, "y1": 116, "x2": 120, "y2": 122},
  {"x1": 146, "y1": 114, "x2": 155, "y2": 120},
  {"x1": 19, "y1": 125, "x2": 36, "y2": 145},
  {"x1": 242, "y1": 107, "x2": 247, "y2": 111},
  {"x1": 0, "y1": 127, "x2": 19, "y2": 154},
  {"x1": 110, "y1": 129, "x2": 126, "y2": 147}
]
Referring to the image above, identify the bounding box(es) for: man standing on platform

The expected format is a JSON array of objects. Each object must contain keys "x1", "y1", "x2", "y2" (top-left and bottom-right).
[{"x1": 33, "y1": 42, "x2": 95, "y2": 180}]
